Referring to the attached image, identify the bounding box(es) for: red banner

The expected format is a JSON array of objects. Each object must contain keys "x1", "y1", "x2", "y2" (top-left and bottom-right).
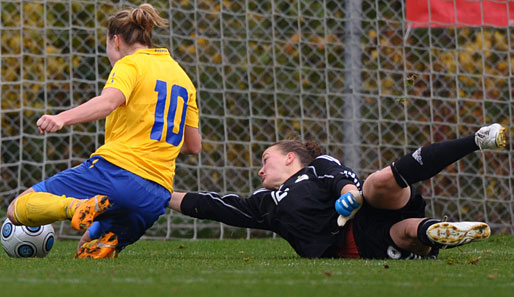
[{"x1": 406, "y1": 0, "x2": 514, "y2": 28}]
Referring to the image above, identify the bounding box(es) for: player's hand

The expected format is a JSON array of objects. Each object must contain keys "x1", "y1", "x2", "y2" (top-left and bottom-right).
[
  {"x1": 335, "y1": 191, "x2": 361, "y2": 216},
  {"x1": 335, "y1": 190, "x2": 363, "y2": 227},
  {"x1": 36, "y1": 115, "x2": 64, "y2": 134}
]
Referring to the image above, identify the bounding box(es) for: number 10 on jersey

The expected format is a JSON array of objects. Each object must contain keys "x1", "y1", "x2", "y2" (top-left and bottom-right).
[{"x1": 150, "y1": 80, "x2": 188, "y2": 146}]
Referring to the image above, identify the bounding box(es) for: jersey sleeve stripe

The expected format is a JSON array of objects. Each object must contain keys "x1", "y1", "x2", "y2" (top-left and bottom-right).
[
  {"x1": 307, "y1": 165, "x2": 318, "y2": 177},
  {"x1": 197, "y1": 192, "x2": 253, "y2": 219},
  {"x1": 316, "y1": 155, "x2": 341, "y2": 165},
  {"x1": 318, "y1": 175, "x2": 335, "y2": 179},
  {"x1": 252, "y1": 188, "x2": 270, "y2": 195},
  {"x1": 270, "y1": 191, "x2": 279, "y2": 205}
]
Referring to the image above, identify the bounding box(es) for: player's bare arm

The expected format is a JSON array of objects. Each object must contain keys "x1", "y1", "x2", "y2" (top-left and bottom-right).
[
  {"x1": 180, "y1": 126, "x2": 202, "y2": 154},
  {"x1": 36, "y1": 87, "x2": 125, "y2": 134},
  {"x1": 169, "y1": 192, "x2": 187, "y2": 212},
  {"x1": 340, "y1": 184, "x2": 358, "y2": 196}
]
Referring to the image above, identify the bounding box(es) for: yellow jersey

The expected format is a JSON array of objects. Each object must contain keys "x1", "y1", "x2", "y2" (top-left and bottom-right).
[{"x1": 92, "y1": 48, "x2": 198, "y2": 193}]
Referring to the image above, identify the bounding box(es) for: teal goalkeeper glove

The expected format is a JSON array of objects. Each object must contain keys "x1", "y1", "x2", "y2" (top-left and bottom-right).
[{"x1": 335, "y1": 190, "x2": 363, "y2": 226}]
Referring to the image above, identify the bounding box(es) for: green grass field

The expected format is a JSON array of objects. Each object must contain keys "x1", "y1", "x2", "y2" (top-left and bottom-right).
[{"x1": 1, "y1": 235, "x2": 513, "y2": 297}]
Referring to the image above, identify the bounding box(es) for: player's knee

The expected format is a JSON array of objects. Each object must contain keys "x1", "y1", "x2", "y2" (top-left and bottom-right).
[
  {"x1": 365, "y1": 168, "x2": 397, "y2": 194},
  {"x1": 404, "y1": 220, "x2": 420, "y2": 240},
  {"x1": 390, "y1": 219, "x2": 421, "y2": 248},
  {"x1": 364, "y1": 167, "x2": 411, "y2": 209}
]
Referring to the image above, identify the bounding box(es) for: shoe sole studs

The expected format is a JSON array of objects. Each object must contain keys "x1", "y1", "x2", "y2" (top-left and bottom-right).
[
  {"x1": 497, "y1": 127, "x2": 507, "y2": 148},
  {"x1": 428, "y1": 223, "x2": 490, "y2": 246}
]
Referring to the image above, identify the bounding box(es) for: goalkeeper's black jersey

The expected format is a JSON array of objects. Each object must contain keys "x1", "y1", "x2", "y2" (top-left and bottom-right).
[{"x1": 181, "y1": 155, "x2": 362, "y2": 258}]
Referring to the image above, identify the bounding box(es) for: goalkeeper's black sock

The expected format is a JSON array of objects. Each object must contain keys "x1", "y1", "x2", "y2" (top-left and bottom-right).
[
  {"x1": 390, "y1": 135, "x2": 478, "y2": 188},
  {"x1": 417, "y1": 218, "x2": 443, "y2": 248}
]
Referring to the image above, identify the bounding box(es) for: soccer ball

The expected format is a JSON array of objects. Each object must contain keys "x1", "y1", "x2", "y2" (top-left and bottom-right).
[{"x1": 1, "y1": 218, "x2": 55, "y2": 258}]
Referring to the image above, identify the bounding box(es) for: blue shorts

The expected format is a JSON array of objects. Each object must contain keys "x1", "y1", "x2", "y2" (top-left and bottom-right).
[{"x1": 33, "y1": 156, "x2": 170, "y2": 250}]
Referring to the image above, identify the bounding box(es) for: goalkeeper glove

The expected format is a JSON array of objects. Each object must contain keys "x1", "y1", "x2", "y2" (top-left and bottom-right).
[{"x1": 335, "y1": 190, "x2": 363, "y2": 226}]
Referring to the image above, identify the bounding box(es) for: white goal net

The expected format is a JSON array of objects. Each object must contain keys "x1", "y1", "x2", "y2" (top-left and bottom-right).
[{"x1": 0, "y1": 0, "x2": 512, "y2": 239}]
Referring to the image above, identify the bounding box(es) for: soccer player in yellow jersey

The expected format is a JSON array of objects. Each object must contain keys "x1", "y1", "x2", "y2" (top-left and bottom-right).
[{"x1": 6, "y1": 4, "x2": 201, "y2": 258}]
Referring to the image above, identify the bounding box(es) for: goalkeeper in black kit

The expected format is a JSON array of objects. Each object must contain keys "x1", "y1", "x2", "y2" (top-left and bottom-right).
[{"x1": 169, "y1": 123, "x2": 506, "y2": 259}]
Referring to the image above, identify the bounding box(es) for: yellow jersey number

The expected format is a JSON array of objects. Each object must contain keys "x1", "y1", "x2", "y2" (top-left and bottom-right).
[{"x1": 150, "y1": 80, "x2": 188, "y2": 146}]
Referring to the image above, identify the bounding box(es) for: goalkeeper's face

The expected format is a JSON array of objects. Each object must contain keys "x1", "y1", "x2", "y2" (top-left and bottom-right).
[{"x1": 259, "y1": 145, "x2": 295, "y2": 190}]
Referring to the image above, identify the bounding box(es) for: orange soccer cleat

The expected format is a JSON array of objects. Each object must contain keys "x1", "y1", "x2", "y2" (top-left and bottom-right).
[
  {"x1": 71, "y1": 195, "x2": 112, "y2": 231},
  {"x1": 74, "y1": 232, "x2": 119, "y2": 259}
]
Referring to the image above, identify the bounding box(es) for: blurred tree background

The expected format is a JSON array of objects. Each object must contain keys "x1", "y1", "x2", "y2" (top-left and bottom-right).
[{"x1": 0, "y1": 0, "x2": 512, "y2": 238}]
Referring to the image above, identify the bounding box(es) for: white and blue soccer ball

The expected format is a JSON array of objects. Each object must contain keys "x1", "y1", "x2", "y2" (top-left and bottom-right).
[{"x1": 1, "y1": 218, "x2": 55, "y2": 258}]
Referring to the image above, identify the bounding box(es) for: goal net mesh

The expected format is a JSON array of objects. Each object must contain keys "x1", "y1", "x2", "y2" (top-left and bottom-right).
[{"x1": 0, "y1": 0, "x2": 512, "y2": 239}]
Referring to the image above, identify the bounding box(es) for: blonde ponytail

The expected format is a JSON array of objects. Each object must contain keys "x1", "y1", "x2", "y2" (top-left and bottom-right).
[{"x1": 107, "y1": 3, "x2": 168, "y2": 47}]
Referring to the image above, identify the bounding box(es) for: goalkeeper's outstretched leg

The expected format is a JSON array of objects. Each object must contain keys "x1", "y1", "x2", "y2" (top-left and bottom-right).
[{"x1": 338, "y1": 123, "x2": 506, "y2": 258}]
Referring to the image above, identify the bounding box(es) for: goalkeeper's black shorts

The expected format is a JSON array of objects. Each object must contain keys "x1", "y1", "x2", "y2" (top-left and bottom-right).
[{"x1": 351, "y1": 186, "x2": 437, "y2": 259}]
